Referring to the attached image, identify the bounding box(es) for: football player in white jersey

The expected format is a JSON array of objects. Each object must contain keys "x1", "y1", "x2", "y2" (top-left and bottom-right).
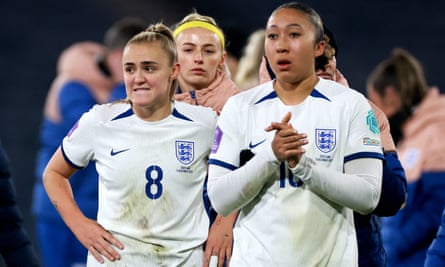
[
  {"x1": 43, "y1": 23, "x2": 218, "y2": 266},
  {"x1": 207, "y1": 2, "x2": 384, "y2": 266}
]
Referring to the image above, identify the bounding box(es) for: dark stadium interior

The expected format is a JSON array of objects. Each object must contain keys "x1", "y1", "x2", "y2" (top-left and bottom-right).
[{"x1": 0, "y1": 0, "x2": 444, "y2": 265}]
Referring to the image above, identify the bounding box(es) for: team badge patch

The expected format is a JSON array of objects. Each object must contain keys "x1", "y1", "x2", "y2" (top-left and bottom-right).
[
  {"x1": 316, "y1": 129, "x2": 336, "y2": 153},
  {"x1": 366, "y1": 110, "x2": 380, "y2": 134},
  {"x1": 176, "y1": 140, "x2": 194, "y2": 165},
  {"x1": 212, "y1": 126, "x2": 223, "y2": 153}
]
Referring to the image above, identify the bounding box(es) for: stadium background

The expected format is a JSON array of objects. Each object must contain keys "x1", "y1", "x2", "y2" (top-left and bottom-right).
[{"x1": 1, "y1": 0, "x2": 444, "y2": 264}]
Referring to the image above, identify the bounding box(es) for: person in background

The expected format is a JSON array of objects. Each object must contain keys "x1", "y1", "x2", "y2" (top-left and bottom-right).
[
  {"x1": 424, "y1": 206, "x2": 445, "y2": 266},
  {"x1": 314, "y1": 26, "x2": 407, "y2": 267},
  {"x1": 172, "y1": 11, "x2": 240, "y2": 267},
  {"x1": 208, "y1": 2, "x2": 383, "y2": 266},
  {"x1": 234, "y1": 29, "x2": 265, "y2": 90},
  {"x1": 222, "y1": 25, "x2": 247, "y2": 79},
  {"x1": 43, "y1": 22, "x2": 218, "y2": 266},
  {"x1": 103, "y1": 18, "x2": 147, "y2": 101},
  {"x1": 367, "y1": 47, "x2": 445, "y2": 267},
  {"x1": 173, "y1": 11, "x2": 240, "y2": 114},
  {"x1": 32, "y1": 17, "x2": 145, "y2": 267},
  {"x1": 0, "y1": 139, "x2": 40, "y2": 266}
]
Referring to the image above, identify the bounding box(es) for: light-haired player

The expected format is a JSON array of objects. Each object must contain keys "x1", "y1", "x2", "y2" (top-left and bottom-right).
[
  {"x1": 207, "y1": 2, "x2": 384, "y2": 266},
  {"x1": 43, "y1": 23, "x2": 217, "y2": 266}
]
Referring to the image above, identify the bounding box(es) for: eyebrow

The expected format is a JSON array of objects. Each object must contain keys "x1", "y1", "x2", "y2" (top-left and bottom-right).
[
  {"x1": 124, "y1": 61, "x2": 159, "y2": 66},
  {"x1": 180, "y1": 42, "x2": 217, "y2": 48},
  {"x1": 267, "y1": 23, "x2": 303, "y2": 29}
]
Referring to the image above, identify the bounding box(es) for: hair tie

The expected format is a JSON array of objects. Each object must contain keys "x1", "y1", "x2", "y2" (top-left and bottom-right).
[{"x1": 173, "y1": 21, "x2": 225, "y2": 49}]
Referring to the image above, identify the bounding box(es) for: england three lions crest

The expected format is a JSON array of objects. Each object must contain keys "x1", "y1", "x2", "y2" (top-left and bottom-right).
[
  {"x1": 316, "y1": 129, "x2": 336, "y2": 153},
  {"x1": 176, "y1": 140, "x2": 195, "y2": 165}
]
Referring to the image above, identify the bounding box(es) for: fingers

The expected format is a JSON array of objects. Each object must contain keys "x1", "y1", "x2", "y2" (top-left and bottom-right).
[
  {"x1": 217, "y1": 249, "x2": 225, "y2": 267},
  {"x1": 281, "y1": 111, "x2": 292, "y2": 124},
  {"x1": 265, "y1": 112, "x2": 292, "y2": 132},
  {"x1": 103, "y1": 230, "x2": 124, "y2": 250},
  {"x1": 224, "y1": 242, "x2": 232, "y2": 267},
  {"x1": 84, "y1": 228, "x2": 123, "y2": 264},
  {"x1": 272, "y1": 130, "x2": 308, "y2": 162}
]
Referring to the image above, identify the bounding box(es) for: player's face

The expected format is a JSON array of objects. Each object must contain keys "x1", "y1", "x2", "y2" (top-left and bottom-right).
[
  {"x1": 123, "y1": 42, "x2": 178, "y2": 110},
  {"x1": 265, "y1": 8, "x2": 324, "y2": 84},
  {"x1": 175, "y1": 27, "x2": 225, "y2": 90}
]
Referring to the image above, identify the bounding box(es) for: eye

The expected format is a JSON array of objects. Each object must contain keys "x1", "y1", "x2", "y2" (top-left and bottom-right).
[
  {"x1": 182, "y1": 47, "x2": 194, "y2": 53},
  {"x1": 145, "y1": 66, "x2": 155, "y2": 72},
  {"x1": 289, "y1": 32, "x2": 301, "y2": 38},
  {"x1": 124, "y1": 66, "x2": 135, "y2": 73},
  {"x1": 266, "y1": 33, "x2": 278, "y2": 40},
  {"x1": 204, "y1": 49, "x2": 216, "y2": 54}
]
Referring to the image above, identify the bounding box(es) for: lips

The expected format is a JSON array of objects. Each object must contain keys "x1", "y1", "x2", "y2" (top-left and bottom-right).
[
  {"x1": 133, "y1": 87, "x2": 149, "y2": 92},
  {"x1": 276, "y1": 59, "x2": 291, "y2": 70},
  {"x1": 191, "y1": 68, "x2": 205, "y2": 75}
]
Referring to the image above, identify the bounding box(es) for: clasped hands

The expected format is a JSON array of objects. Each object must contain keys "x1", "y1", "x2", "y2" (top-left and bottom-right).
[{"x1": 265, "y1": 112, "x2": 308, "y2": 168}]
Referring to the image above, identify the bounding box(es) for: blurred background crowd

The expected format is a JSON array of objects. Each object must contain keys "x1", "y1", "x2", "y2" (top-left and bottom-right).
[{"x1": 0, "y1": 0, "x2": 444, "y2": 265}]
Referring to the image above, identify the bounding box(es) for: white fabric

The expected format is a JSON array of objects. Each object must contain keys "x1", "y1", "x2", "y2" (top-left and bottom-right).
[
  {"x1": 62, "y1": 101, "x2": 217, "y2": 265},
  {"x1": 208, "y1": 78, "x2": 383, "y2": 267}
]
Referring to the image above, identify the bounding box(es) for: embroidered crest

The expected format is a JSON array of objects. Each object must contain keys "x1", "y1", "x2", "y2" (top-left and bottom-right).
[
  {"x1": 316, "y1": 129, "x2": 336, "y2": 153},
  {"x1": 366, "y1": 110, "x2": 380, "y2": 134},
  {"x1": 176, "y1": 140, "x2": 194, "y2": 165}
]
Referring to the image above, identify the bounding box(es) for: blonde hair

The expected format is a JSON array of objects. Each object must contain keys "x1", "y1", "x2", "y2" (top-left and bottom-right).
[
  {"x1": 173, "y1": 12, "x2": 225, "y2": 49},
  {"x1": 235, "y1": 29, "x2": 265, "y2": 90}
]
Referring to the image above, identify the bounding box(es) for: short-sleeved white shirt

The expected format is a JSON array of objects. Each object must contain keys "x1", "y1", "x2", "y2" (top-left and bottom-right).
[
  {"x1": 209, "y1": 79, "x2": 383, "y2": 266},
  {"x1": 62, "y1": 101, "x2": 217, "y2": 266}
]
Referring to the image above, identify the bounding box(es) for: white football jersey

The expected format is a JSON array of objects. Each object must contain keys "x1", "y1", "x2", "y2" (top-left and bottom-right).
[
  {"x1": 209, "y1": 79, "x2": 383, "y2": 266},
  {"x1": 62, "y1": 101, "x2": 217, "y2": 266}
]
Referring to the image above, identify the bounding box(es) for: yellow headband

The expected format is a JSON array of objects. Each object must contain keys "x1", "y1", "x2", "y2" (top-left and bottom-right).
[{"x1": 173, "y1": 21, "x2": 225, "y2": 49}]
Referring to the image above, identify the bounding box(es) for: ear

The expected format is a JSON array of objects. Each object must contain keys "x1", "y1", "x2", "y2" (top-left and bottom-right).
[
  {"x1": 170, "y1": 63, "x2": 180, "y2": 80},
  {"x1": 314, "y1": 40, "x2": 326, "y2": 58},
  {"x1": 219, "y1": 51, "x2": 227, "y2": 70}
]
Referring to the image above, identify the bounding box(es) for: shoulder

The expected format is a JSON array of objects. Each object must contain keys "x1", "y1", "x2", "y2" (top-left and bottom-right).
[
  {"x1": 314, "y1": 79, "x2": 371, "y2": 114},
  {"x1": 173, "y1": 101, "x2": 218, "y2": 127},
  {"x1": 83, "y1": 102, "x2": 132, "y2": 123},
  {"x1": 228, "y1": 81, "x2": 275, "y2": 106},
  {"x1": 315, "y1": 78, "x2": 365, "y2": 101}
]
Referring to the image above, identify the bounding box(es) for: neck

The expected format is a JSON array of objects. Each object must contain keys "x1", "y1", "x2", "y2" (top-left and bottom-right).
[
  {"x1": 133, "y1": 100, "x2": 172, "y2": 122},
  {"x1": 274, "y1": 75, "x2": 319, "y2": 105}
]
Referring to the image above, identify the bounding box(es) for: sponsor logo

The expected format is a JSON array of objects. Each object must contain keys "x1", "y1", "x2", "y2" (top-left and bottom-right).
[
  {"x1": 315, "y1": 128, "x2": 336, "y2": 153},
  {"x1": 249, "y1": 139, "x2": 266, "y2": 149},
  {"x1": 362, "y1": 137, "x2": 380, "y2": 146},
  {"x1": 110, "y1": 148, "x2": 130, "y2": 156},
  {"x1": 176, "y1": 140, "x2": 194, "y2": 165}
]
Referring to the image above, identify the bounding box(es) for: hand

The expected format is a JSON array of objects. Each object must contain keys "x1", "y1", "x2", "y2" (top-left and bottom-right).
[
  {"x1": 265, "y1": 112, "x2": 308, "y2": 168},
  {"x1": 335, "y1": 69, "x2": 349, "y2": 87},
  {"x1": 203, "y1": 213, "x2": 237, "y2": 267},
  {"x1": 69, "y1": 216, "x2": 124, "y2": 264}
]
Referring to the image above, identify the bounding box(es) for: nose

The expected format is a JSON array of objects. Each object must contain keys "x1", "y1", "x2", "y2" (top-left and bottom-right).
[
  {"x1": 194, "y1": 51, "x2": 203, "y2": 64},
  {"x1": 134, "y1": 69, "x2": 145, "y2": 83},
  {"x1": 275, "y1": 37, "x2": 288, "y2": 53}
]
